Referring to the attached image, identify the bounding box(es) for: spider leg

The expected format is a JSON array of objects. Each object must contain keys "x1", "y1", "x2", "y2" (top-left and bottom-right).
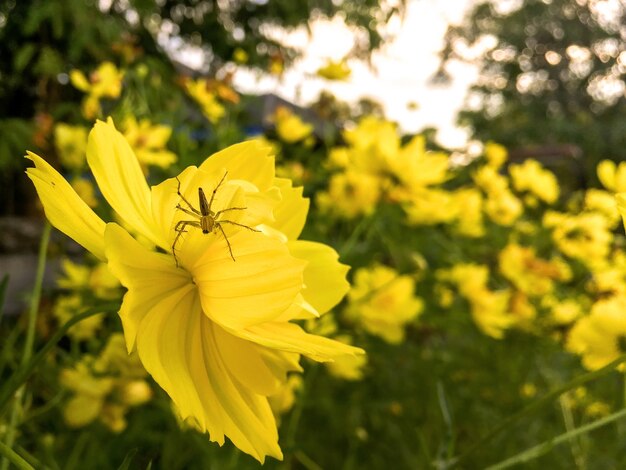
[
  {"x1": 176, "y1": 204, "x2": 201, "y2": 218},
  {"x1": 207, "y1": 171, "x2": 229, "y2": 213},
  {"x1": 216, "y1": 222, "x2": 236, "y2": 261},
  {"x1": 175, "y1": 177, "x2": 202, "y2": 215},
  {"x1": 219, "y1": 220, "x2": 260, "y2": 232},
  {"x1": 172, "y1": 220, "x2": 201, "y2": 267},
  {"x1": 214, "y1": 206, "x2": 246, "y2": 219}
]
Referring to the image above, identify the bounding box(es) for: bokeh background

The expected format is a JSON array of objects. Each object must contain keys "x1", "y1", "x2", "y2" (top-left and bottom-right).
[{"x1": 1, "y1": 0, "x2": 626, "y2": 468}]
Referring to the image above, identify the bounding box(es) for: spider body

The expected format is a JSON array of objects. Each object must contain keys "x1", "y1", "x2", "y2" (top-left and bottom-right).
[{"x1": 172, "y1": 172, "x2": 259, "y2": 267}]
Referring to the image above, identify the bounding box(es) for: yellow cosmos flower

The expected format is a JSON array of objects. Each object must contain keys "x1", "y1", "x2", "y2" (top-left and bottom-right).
[
  {"x1": 439, "y1": 264, "x2": 514, "y2": 339},
  {"x1": 484, "y1": 142, "x2": 508, "y2": 169},
  {"x1": 184, "y1": 78, "x2": 226, "y2": 123},
  {"x1": 316, "y1": 170, "x2": 381, "y2": 219},
  {"x1": 54, "y1": 123, "x2": 88, "y2": 170},
  {"x1": 316, "y1": 58, "x2": 352, "y2": 81},
  {"x1": 548, "y1": 299, "x2": 583, "y2": 325},
  {"x1": 71, "y1": 177, "x2": 98, "y2": 208},
  {"x1": 509, "y1": 159, "x2": 559, "y2": 204},
  {"x1": 122, "y1": 116, "x2": 177, "y2": 170},
  {"x1": 544, "y1": 211, "x2": 612, "y2": 266},
  {"x1": 273, "y1": 106, "x2": 314, "y2": 144},
  {"x1": 324, "y1": 335, "x2": 367, "y2": 381},
  {"x1": 61, "y1": 334, "x2": 151, "y2": 432},
  {"x1": 453, "y1": 187, "x2": 485, "y2": 237},
  {"x1": 53, "y1": 294, "x2": 104, "y2": 340},
  {"x1": 499, "y1": 243, "x2": 571, "y2": 296},
  {"x1": 597, "y1": 159, "x2": 626, "y2": 193},
  {"x1": 390, "y1": 135, "x2": 450, "y2": 189},
  {"x1": 26, "y1": 118, "x2": 362, "y2": 462},
  {"x1": 484, "y1": 190, "x2": 523, "y2": 226},
  {"x1": 70, "y1": 62, "x2": 124, "y2": 119},
  {"x1": 345, "y1": 264, "x2": 423, "y2": 344},
  {"x1": 584, "y1": 189, "x2": 619, "y2": 227},
  {"x1": 567, "y1": 295, "x2": 626, "y2": 370},
  {"x1": 342, "y1": 116, "x2": 399, "y2": 174},
  {"x1": 268, "y1": 375, "x2": 302, "y2": 420},
  {"x1": 473, "y1": 165, "x2": 509, "y2": 195}
]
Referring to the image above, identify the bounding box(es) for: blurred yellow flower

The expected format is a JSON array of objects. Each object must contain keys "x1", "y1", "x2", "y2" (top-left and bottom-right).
[
  {"x1": 325, "y1": 335, "x2": 367, "y2": 381},
  {"x1": 53, "y1": 294, "x2": 104, "y2": 340},
  {"x1": 598, "y1": 159, "x2": 626, "y2": 193},
  {"x1": 184, "y1": 78, "x2": 226, "y2": 123},
  {"x1": 584, "y1": 189, "x2": 619, "y2": 227},
  {"x1": 544, "y1": 211, "x2": 612, "y2": 266},
  {"x1": 343, "y1": 116, "x2": 399, "y2": 174},
  {"x1": 122, "y1": 116, "x2": 177, "y2": 169},
  {"x1": 499, "y1": 243, "x2": 571, "y2": 297},
  {"x1": 510, "y1": 159, "x2": 559, "y2": 204},
  {"x1": 27, "y1": 118, "x2": 363, "y2": 462},
  {"x1": 60, "y1": 334, "x2": 151, "y2": 432},
  {"x1": 567, "y1": 295, "x2": 626, "y2": 370},
  {"x1": 390, "y1": 135, "x2": 449, "y2": 189},
  {"x1": 268, "y1": 375, "x2": 302, "y2": 419},
  {"x1": 439, "y1": 264, "x2": 514, "y2": 339},
  {"x1": 54, "y1": 124, "x2": 88, "y2": 170},
  {"x1": 473, "y1": 165, "x2": 523, "y2": 226},
  {"x1": 403, "y1": 188, "x2": 458, "y2": 226},
  {"x1": 346, "y1": 264, "x2": 422, "y2": 344},
  {"x1": 585, "y1": 401, "x2": 611, "y2": 418},
  {"x1": 71, "y1": 177, "x2": 98, "y2": 208},
  {"x1": 473, "y1": 165, "x2": 508, "y2": 195},
  {"x1": 70, "y1": 62, "x2": 124, "y2": 119},
  {"x1": 549, "y1": 299, "x2": 582, "y2": 325},
  {"x1": 484, "y1": 142, "x2": 508, "y2": 169},
  {"x1": 316, "y1": 58, "x2": 352, "y2": 81},
  {"x1": 273, "y1": 106, "x2": 314, "y2": 144},
  {"x1": 453, "y1": 187, "x2": 485, "y2": 237},
  {"x1": 57, "y1": 258, "x2": 120, "y2": 299},
  {"x1": 317, "y1": 170, "x2": 381, "y2": 219},
  {"x1": 233, "y1": 47, "x2": 249, "y2": 64},
  {"x1": 484, "y1": 190, "x2": 523, "y2": 226}
]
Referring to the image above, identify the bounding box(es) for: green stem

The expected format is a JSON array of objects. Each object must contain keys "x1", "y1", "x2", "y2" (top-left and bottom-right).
[
  {"x1": 558, "y1": 395, "x2": 586, "y2": 469},
  {"x1": 0, "y1": 441, "x2": 33, "y2": 470},
  {"x1": 0, "y1": 303, "x2": 119, "y2": 416},
  {"x1": 486, "y1": 406, "x2": 626, "y2": 470},
  {"x1": 339, "y1": 215, "x2": 373, "y2": 258},
  {"x1": 282, "y1": 364, "x2": 319, "y2": 469},
  {"x1": 23, "y1": 223, "x2": 50, "y2": 365},
  {"x1": 1, "y1": 223, "x2": 50, "y2": 470},
  {"x1": 448, "y1": 352, "x2": 626, "y2": 468}
]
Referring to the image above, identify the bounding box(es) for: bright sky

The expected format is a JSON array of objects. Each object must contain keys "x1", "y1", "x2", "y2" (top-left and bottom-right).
[{"x1": 233, "y1": 0, "x2": 478, "y2": 147}]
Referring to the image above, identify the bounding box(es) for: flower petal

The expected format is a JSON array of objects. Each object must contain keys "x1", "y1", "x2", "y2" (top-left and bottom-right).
[
  {"x1": 104, "y1": 223, "x2": 188, "y2": 351},
  {"x1": 25, "y1": 152, "x2": 106, "y2": 260},
  {"x1": 272, "y1": 178, "x2": 309, "y2": 240},
  {"x1": 192, "y1": 230, "x2": 307, "y2": 329},
  {"x1": 199, "y1": 141, "x2": 275, "y2": 192},
  {"x1": 235, "y1": 322, "x2": 364, "y2": 362},
  {"x1": 288, "y1": 240, "x2": 350, "y2": 314},
  {"x1": 105, "y1": 223, "x2": 283, "y2": 462},
  {"x1": 87, "y1": 118, "x2": 166, "y2": 249}
]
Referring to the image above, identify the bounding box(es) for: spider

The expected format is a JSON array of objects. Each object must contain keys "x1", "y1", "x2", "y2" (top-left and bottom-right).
[{"x1": 172, "y1": 171, "x2": 259, "y2": 267}]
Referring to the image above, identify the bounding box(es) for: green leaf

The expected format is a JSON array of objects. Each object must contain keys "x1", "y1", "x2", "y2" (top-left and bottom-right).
[
  {"x1": 117, "y1": 449, "x2": 138, "y2": 470},
  {"x1": 13, "y1": 43, "x2": 36, "y2": 72}
]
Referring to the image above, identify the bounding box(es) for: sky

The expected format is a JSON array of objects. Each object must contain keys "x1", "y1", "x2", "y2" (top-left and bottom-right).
[{"x1": 232, "y1": 0, "x2": 478, "y2": 147}]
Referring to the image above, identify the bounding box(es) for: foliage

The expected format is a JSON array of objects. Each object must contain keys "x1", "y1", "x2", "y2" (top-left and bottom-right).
[
  {"x1": 440, "y1": 0, "x2": 626, "y2": 176},
  {"x1": 0, "y1": 0, "x2": 402, "y2": 176}
]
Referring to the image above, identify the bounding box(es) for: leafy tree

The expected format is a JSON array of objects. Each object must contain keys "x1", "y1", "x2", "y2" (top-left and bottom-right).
[
  {"x1": 440, "y1": 0, "x2": 626, "y2": 178},
  {"x1": 0, "y1": 0, "x2": 403, "y2": 214}
]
